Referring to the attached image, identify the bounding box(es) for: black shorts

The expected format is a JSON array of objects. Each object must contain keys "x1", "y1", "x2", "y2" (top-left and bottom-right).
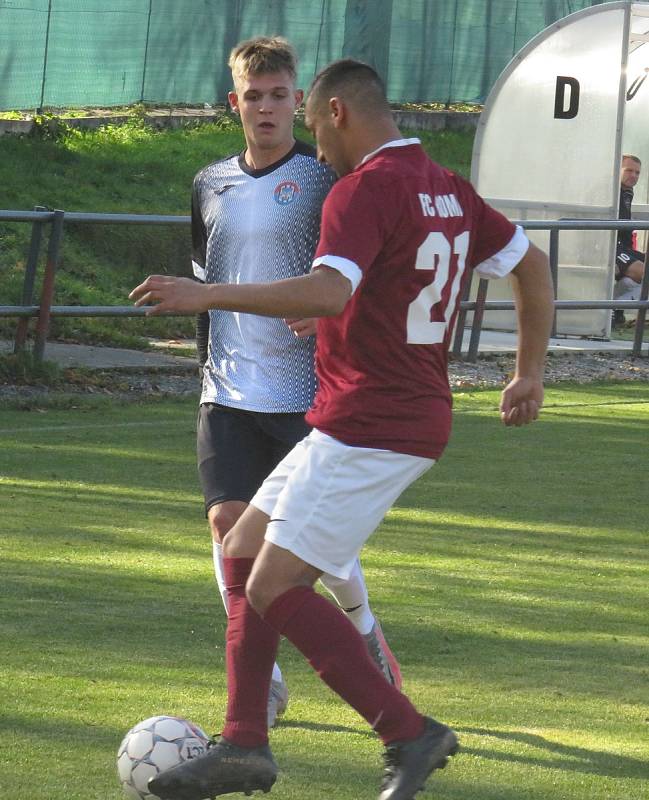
[
  {"x1": 615, "y1": 245, "x2": 645, "y2": 278},
  {"x1": 197, "y1": 402, "x2": 311, "y2": 513}
]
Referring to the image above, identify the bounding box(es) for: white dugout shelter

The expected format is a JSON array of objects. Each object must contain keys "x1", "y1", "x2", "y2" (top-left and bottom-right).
[{"x1": 472, "y1": 1, "x2": 649, "y2": 337}]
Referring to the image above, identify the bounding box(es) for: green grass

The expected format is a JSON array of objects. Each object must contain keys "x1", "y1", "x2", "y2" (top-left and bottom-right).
[
  {"x1": 0, "y1": 119, "x2": 474, "y2": 348},
  {"x1": 1, "y1": 384, "x2": 648, "y2": 799}
]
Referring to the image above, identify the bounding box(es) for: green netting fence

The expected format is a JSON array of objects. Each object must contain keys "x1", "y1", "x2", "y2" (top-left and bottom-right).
[{"x1": 0, "y1": 0, "x2": 608, "y2": 111}]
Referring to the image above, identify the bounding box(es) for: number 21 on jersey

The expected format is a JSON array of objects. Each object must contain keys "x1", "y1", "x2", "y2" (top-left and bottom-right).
[{"x1": 406, "y1": 231, "x2": 469, "y2": 345}]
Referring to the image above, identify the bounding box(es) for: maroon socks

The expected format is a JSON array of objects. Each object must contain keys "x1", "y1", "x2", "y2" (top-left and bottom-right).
[
  {"x1": 222, "y1": 560, "x2": 424, "y2": 747},
  {"x1": 221, "y1": 558, "x2": 279, "y2": 747},
  {"x1": 265, "y1": 585, "x2": 424, "y2": 745}
]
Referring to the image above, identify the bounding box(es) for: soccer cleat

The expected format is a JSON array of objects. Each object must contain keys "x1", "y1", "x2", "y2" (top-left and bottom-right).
[
  {"x1": 364, "y1": 621, "x2": 403, "y2": 690},
  {"x1": 147, "y1": 736, "x2": 278, "y2": 799},
  {"x1": 378, "y1": 717, "x2": 459, "y2": 800},
  {"x1": 267, "y1": 677, "x2": 289, "y2": 728}
]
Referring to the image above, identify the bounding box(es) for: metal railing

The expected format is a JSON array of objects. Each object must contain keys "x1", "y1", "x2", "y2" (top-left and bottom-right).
[
  {"x1": 1, "y1": 208, "x2": 189, "y2": 361},
  {"x1": 451, "y1": 218, "x2": 649, "y2": 360},
  {"x1": 1, "y1": 209, "x2": 648, "y2": 363}
]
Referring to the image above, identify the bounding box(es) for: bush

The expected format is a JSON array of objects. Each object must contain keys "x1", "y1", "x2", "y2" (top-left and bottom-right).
[{"x1": 0, "y1": 351, "x2": 62, "y2": 386}]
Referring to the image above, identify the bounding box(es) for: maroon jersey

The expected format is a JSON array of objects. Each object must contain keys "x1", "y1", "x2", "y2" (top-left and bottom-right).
[{"x1": 305, "y1": 140, "x2": 525, "y2": 459}]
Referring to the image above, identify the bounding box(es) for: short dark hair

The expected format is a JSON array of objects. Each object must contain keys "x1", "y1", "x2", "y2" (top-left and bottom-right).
[{"x1": 307, "y1": 59, "x2": 390, "y2": 116}]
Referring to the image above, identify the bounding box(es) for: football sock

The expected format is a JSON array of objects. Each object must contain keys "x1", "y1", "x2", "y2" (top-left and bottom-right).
[
  {"x1": 211, "y1": 540, "x2": 229, "y2": 610},
  {"x1": 264, "y1": 585, "x2": 424, "y2": 745},
  {"x1": 222, "y1": 557, "x2": 280, "y2": 748},
  {"x1": 320, "y1": 558, "x2": 376, "y2": 635},
  {"x1": 271, "y1": 661, "x2": 283, "y2": 684},
  {"x1": 213, "y1": 541, "x2": 283, "y2": 685}
]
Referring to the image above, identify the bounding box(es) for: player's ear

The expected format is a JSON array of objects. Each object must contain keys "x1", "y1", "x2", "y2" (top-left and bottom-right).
[
  {"x1": 228, "y1": 91, "x2": 240, "y2": 114},
  {"x1": 329, "y1": 97, "x2": 345, "y2": 128},
  {"x1": 294, "y1": 89, "x2": 304, "y2": 109}
]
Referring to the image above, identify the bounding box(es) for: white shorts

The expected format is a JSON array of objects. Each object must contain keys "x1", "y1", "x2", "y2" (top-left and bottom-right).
[{"x1": 250, "y1": 429, "x2": 434, "y2": 579}]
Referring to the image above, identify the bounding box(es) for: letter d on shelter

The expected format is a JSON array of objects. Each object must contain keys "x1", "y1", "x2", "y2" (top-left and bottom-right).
[{"x1": 554, "y1": 76, "x2": 580, "y2": 119}]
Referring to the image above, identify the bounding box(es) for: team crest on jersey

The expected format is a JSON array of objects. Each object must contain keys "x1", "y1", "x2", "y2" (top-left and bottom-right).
[{"x1": 274, "y1": 180, "x2": 300, "y2": 205}]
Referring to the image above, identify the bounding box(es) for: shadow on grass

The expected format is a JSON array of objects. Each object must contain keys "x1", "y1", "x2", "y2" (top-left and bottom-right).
[
  {"x1": 3, "y1": 395, "x2": 647, "y2": 538},
  {"x1": 0, "y1": 712, "x2": 123, "y2": 747},
  {"x1": 278, "y1": 719, "x2": 374, "y2": 739},
  {"x1": 397, "y1": 407, "x2": 649, "y2": 534},
  {"x1": 2, "y1": 554, "x2": 646, "y2": 718},
  {"x1": 460, "y1": 726, "x2": 648, "y2": 779}
]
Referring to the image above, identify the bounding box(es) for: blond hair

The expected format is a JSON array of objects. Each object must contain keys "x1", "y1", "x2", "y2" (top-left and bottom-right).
[{"x1": 229, "y1": 36, "x2": 298, "y2": 87}]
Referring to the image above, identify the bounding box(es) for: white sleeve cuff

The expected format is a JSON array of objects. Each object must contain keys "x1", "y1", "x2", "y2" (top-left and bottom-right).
[
  {"x1": 474, "y1": 225, "x2": 529, "y2": 279},
  {"x1": 192, "y1": 260, "x2": 206, "y2": 282},
  {"x1": 312, "y1": 255, "x2": 363, "y2": 293}
]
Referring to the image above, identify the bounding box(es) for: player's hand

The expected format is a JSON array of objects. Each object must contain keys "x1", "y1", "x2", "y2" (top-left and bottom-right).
[
  {"x1": 499, "y1": 376, "x2": 544, "y2": 427},
  {"x1": 129, "y1": 275, "x2": 210, "y2": 316},
  {"x1": 284, "y1": 317, "x2": 318, "y2": 337}
]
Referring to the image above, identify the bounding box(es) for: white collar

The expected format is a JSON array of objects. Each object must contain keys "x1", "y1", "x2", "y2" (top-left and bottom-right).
[{"x1": 359, "y1": 137, "x2": 421, "y2": 166}]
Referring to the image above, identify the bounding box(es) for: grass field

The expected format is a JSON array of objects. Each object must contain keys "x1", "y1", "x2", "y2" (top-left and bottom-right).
[{"x1": 1, "y1": 384, "x2": 648, "y2": 800}]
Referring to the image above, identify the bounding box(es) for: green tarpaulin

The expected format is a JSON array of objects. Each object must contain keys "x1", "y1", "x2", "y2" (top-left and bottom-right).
[{"x1": 0, "y1": 0, "x2": 607, "y2": 110}]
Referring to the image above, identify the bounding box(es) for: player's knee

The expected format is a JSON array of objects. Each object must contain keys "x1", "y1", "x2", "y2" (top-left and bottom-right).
[
  {"x1": 246, "y1": 565, "x2": 314, "y2": 615},
  {"x1": 245, "y1": 573, "x2": 276, "y2": 616},
  {"x1": 208, "y1": 503, "x2": 243, "y2": 543},
  {"x1": 628, "y1": 261, "x2": 644, "y2": 283}
]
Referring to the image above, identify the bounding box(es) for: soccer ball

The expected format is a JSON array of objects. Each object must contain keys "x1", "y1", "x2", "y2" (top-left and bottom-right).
[{"x1": 117, "y1": 715, "x2": 210, "y2": 799}]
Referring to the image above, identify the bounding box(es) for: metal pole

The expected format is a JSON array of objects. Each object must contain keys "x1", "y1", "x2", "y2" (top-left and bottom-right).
[
  {"x1": 313, "y1": 0, "x2": 328, "y2": 77},
  {"x1": 548, "y1": 227, "x2": 559, "y2": 338},
  {"x1": 33, "y1": 210, "x2": 65, "y2": 363},
  {"x1": 140, "y1": 0, "x2": 154, "y2": 103},
  {"x1": 447, "y1": 0, "x2": 460, "y2": 106},
  {"x1": 512, "y1": 1, "x2": 520, "y2": 56},
  {"x1": 451, "y1": 275, "x2": 472, "y2": 359},
  {"x1": 466, "y1": 278, "x2": 489, "y2": 362},
  {"x1": 38, "y1": 0, "x2": 53, "y2": 113},
  {"x1": 632, "y1": 248, "x2": 649, "y2": 358},
  {"x1": 14, "y1": 206, "x2": 47, "y2": 353}
]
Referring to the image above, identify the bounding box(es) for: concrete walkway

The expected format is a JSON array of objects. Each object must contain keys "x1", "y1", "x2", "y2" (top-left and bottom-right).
[
  {"x1": 0, "y1": 339, "x2": 197, "y2": 370},
  {"x1": 464, "y1": 329, "x2": 648, "y2": 354},
  {"x1": 2, "y1": 328, "x2": 647, "y2": 370}
]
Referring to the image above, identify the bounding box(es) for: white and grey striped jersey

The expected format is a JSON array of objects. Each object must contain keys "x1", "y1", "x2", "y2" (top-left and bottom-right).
[{"x1": 191, "y1": 140, "x2": 336, "y2": 412}]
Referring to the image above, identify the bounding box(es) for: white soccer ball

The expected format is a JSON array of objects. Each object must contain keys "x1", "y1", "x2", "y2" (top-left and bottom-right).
[{"x1": 117, "y1": 715, "x2": 210, "y2": 800}]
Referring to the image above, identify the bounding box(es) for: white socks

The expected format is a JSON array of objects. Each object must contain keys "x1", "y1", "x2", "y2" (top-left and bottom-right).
[
  {"x1": 212, "y1": 539, "x2": 229, "y2": 610},
  {"x1": 319, "y1": 559, "x2": 376, "y2": 635},
  {"x1": 213, "y1": 542, "x2": 376, "y2": 639}
]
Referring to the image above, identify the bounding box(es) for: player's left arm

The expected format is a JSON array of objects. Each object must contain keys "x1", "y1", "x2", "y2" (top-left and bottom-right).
[
  {"x1": 500, "y1": 242, "x2": 554, "y2": 427},
  {"x1": 129, "y1": 265, "x2": 352, "y2": 319},
  {"x1": 284, "y1": 317, "x2": 318, "y2": 338}
]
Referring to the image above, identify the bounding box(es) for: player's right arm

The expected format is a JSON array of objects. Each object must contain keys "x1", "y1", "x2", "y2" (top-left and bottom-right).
[
  {"x1": 131, "y1": 266, "x2": 352, "y2": 319},
  {"x1": 500, "y1": 242, "x2": 554, "y2": 427}
]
